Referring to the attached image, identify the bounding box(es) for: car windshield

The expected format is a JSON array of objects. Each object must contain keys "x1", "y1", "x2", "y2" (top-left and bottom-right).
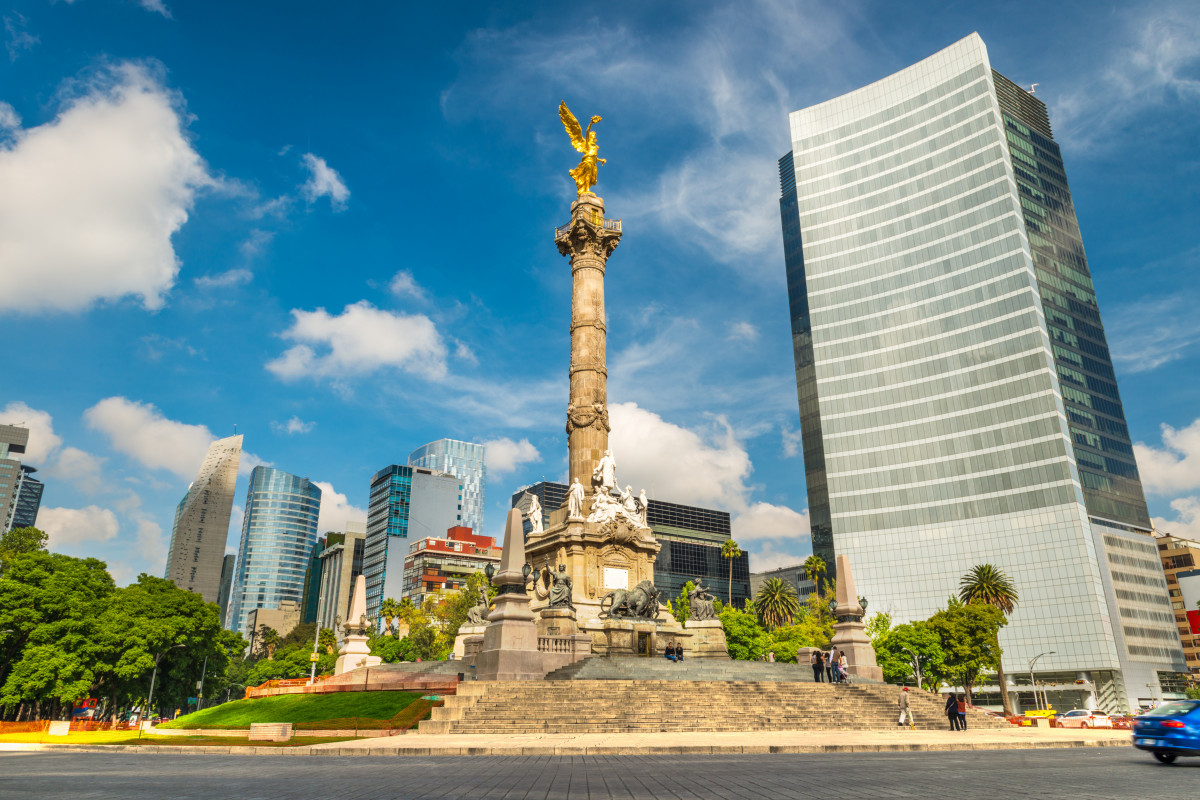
[
  {"x1": 1066, "y1": 711, "x2": 1084, "y2": 716},
  {"x1": 1143, "y1": 702, "x2": 1200, "y2": 717}
]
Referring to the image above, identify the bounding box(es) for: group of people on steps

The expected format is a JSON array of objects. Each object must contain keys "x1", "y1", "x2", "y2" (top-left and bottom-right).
[{"x1": 809, "y1": 648, "x2": 848, "y2": 682}]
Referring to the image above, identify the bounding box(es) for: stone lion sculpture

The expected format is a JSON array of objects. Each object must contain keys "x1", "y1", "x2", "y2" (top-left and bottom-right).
[{"x1": 599, "y1": 579, "x2": 661, "y2": 619}]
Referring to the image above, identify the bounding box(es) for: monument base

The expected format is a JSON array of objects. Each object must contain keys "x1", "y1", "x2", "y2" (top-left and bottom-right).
[
  {"x1": 537, "y1": 607, "x2": 579, "y2": 638},
  {"x1": 684, "y1": 618, "x2": 730, "y2": 659},
  {"x1": 831, "y1": 619, "x2": 883, "y2": 682},
  {"x1": 582, "y1": 614, "x2": 690, "y2": 658},
  {"x1": 452, "y1": 624, "x2": 487, "y2": 660},
  {"x1": 334, "y1": 634, "x2": 382, "y2": 675}
]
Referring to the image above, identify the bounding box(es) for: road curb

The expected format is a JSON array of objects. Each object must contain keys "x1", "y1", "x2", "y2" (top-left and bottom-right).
[{"x1": 0, "y1": 738, "x2": 1129, "y2": 757}]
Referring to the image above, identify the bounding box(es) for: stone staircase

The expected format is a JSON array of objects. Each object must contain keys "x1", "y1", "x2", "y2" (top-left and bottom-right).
[
  {"x1": 418, "y1": 676, "x2": 1008, "y2": 735},
  {"x1": 545, "y1": 656, "x2": 817, "y2": 682}
]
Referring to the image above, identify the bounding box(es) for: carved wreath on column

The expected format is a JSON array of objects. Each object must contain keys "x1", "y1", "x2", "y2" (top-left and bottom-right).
[{"x1": 565, "y1": 402, "x2": 611, "y2": 435}]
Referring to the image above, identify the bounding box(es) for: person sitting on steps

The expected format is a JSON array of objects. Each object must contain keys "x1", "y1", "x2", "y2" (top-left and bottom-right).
[
  {"x1": 673, "y1": 641, "x2": 684, "y2": 662},
  {"x1": 664, "y1": 641, "x2": 677, "y2": 662}
]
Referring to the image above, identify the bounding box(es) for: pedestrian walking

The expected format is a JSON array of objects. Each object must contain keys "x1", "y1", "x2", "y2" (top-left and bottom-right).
[
  {"x1": 767, "y1": 650, "x2": 776, "y2": 663},
  {"x1": 957, "y1": 694, "x2": 968, "y2": 730},
  {"x1": 838, "y1": 650, "x2": 848, "y2": 683},
  {"x1": 811, "y1": 649, "x2": 824, "y2": 682},
  {"x1": 944, "y1": 692, "x2": 959, "y2": 730},
  {"x1": 898, "y1": 687, "x2": 914, "y2": 728},
  {"x1": 826, "y1": 648, "x2": 836, "y2": 682}
]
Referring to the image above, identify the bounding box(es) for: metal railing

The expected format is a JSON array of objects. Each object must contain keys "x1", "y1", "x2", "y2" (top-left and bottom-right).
[{"x1": 553, "y1": 217, "x2": 623, "y2": 239}]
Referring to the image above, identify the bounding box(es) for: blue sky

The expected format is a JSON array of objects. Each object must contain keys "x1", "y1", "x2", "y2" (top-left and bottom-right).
[{"x1": 1, "y1": 0, "x2": 1198, "y2": 585}]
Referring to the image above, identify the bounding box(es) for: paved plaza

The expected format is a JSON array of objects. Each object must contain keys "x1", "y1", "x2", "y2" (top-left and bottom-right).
[{"x1": 3, "y1": 748, "x2": 1198, "y2": 799}]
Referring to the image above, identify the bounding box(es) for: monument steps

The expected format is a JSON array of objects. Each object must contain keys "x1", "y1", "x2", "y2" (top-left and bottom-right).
[{"x1": 418, "y1": 679, "x2": 1008, "y2": 734}]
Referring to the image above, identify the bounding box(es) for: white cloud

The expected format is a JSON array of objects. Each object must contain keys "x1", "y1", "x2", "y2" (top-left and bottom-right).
[
  {"x1": 138, "y1": 0, "x2": 172, "y2": 18},
  {"x1": 1134, "y1": 417, "x2": 1200, "y2": 495},
  {"x1": 38, "y1": 505, "x2": 120, "y2": 549},
  {"x1": 0, "y1": 101, "x2": 19, "y2": 130},
  {"x1": 239, "y1": 228, "x2": 273, "y2": 259},
  {"x1": 781, "y1": 424, "x2": 802, "y2": 458},
  {"x1": 4, "y1": 14, "x2": 39, "y2": 62},
  {"x1": 300, "y1": 152, "x2": 349, "y2": 210},
  {"x1": 0, "y1": 62, "x2": 214, "y2": 313},
  {"x1": 271, "y1": 416, "x2": 315, "y2": 435},
  {"x1": 267, "y1": 300, "x2": 448, "y2": 381},
  {"x1": 313, "y1": 481, "x2": 367, "y2": 535},
  {"x1": 0, "y1": 401, "x2": 62, "y2": 465},
  {"x1": 84, "y1": 396, "x2": 262, "y2": 481},
  {"x1": 606, "y1": 402, "x2": 809, "y2": 546},
  {"x1": 1107, "y1": 264, "x2": 1200, "y2": 373},
  {"x1": 749, "y1": 541, "x2": 810, "y2": 573},
  {"x1": 484, "y1": 438, "x2": 541, "y2": 475},
  {"x1": 1154, "y1": 496, "x2": 1200, "y2": 542},
  {"x1": 1052, "y1": 8, "x2": 1200, "y2": 153},
  {"x1": 47, "y1": 446, "x2": 107, "y2": 494},
  {"x1": 389, "y1": 269, "x2": 428, "y2": 302},
  {"x1": 727, "y1": 321, "x2": 759, "y2": 342},
  {"x1": 194, "y1": 268, "x2": 252, "y2": 289}
]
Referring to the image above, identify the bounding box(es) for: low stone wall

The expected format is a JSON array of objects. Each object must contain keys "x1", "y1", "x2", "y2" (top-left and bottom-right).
[{"x1": 151, "y1": 727, "x2": 406, "y2": 738}]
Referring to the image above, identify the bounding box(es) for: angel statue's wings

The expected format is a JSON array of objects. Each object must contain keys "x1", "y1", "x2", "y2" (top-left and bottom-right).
[{"x1": 559, "y1": 101, "x2": 586, "y2": 153}]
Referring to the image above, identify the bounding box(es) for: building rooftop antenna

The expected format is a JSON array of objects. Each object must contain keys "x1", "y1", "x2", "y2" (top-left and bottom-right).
[{"x1": 1027, "y1": 83, "x2": 1039, "y2": 94}]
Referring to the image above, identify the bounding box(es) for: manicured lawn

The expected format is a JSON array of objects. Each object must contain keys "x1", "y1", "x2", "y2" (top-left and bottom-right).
[{"x1": 158, "y1": 690, "x2": 431, "y2": 730}]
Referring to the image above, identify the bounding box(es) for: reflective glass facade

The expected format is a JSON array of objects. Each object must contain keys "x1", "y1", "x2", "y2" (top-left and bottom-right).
[
  {"x1": 226, "y1": 467, "x2": 322, "y2": 637},
  {"x1": 363, "y1": 465, "x2": 461, "y2": 621},
  {"x1": 779, "y1": 34, "x2": 1183, "y2": 709},
  {"x1": 407, "y1": 438, "x2": 486, "y2": 534},
  {"x1": 10, "y1": 465, "x2": 43, "y2": 530}
]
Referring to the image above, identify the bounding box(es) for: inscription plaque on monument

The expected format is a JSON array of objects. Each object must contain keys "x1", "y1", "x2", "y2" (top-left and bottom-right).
[{"x1": 603, "y1": 567, "x2": 629, "y2": 590}]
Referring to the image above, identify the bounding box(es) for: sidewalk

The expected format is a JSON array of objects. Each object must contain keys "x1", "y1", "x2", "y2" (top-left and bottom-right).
[{"x1": 0, "y1": 727, "x2": 1129, "y2": 756}]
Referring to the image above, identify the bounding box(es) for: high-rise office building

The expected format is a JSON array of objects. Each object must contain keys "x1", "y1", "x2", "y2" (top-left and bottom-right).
[
  {"x1": 10, "y1": 465, "x2": 43, "y2": 531},
  {"x1": 163, "y1": 435, "x2": 242, "y2": 603},
  {"x1": 216, "y1": 553, "x2": 236, "y2": 626},
  {"x1": 226, "y1": 467, "x2": 322, "y2": 637},
  {"x1": 363, "y1": 465, "x2": 461, "y2": 622},
  {"x1": 779, "y1": 33, "x2": 1185, "y2": 711},
  {"x1": 407, "y1": 439, "x2": 486, "y2": 534},
  {"x1": 512, "y1": 482, "x2": 751, "y2": 608},
  {"x1": 315, "y1": 521, "x2": 366, "y2": 638},
  {"x1": 0, "y1": 424, "x2": 30, "y2": 533}
]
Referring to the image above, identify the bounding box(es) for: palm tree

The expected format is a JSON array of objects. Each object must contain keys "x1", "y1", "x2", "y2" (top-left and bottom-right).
[
  {"x1": 379, "y1": 598, "x2": 401, "y2": 636},
  {"x1": 318, "y1": 628, "x2": 337, "y2": 654},
  {"x1": 803, "y1": 555, "x2": 827, "y2": 594},
  {"x1": 959, "y1": 564, "x2": 1019, "y2": 717},
  {"x1": 721, "y1": 539, "x2": 743, "y2": 605},
  {"x1": 756, "y1": 578, "x2": 800, "y2": 630},
  {"x1": 258, "y1": 626, "x2": 280, "y2": 660}
]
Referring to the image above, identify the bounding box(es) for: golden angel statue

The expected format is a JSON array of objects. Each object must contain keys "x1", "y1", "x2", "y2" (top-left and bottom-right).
[{"x1": 559, "y1": 101, "x2": 605, "y2": 196}]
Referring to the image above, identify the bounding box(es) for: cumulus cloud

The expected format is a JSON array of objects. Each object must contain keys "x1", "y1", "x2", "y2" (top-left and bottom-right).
[
  {"x1": 47, "y1": 447, "x2": 107, "y2": 494},
  {"x1": 0, "y1": 62, "x2": 214, "y2": 313},
  {"x1": 484, "y1": 438, "x2": 541, "y2": 475},
  {"x1": 606, "y1": 402, "x2": 810, "y2": 546},
  {"x1": 194, "y1": 268, "x2": 252, "y2": 289},
  {"x1": 389, "y1": 270, "x2": 428, "y2": 302},
  {"x1": 313, "y1": 481, "x2": 367, "y2": 535},
  {"x1": 0, "y1": 401, "x2": 62, "y2": 465},
  {"x1": 84, "y1": 396, "x2": 262, "y2": 481},
  {"x1": 781, "y1": 424, "x2": 802, "y2": 458},
  {"x1": 1154, "y1": 497, "x2": 1200, "y2": 542},
  {"x1": 271, "y1": 416, "x2": 315, "y2": 435},
  {"x1": 0, "y1": 101, "x2": 19, "y2": 130},
  {"x1": 300, "y1": 153, "x2": 349, "y2": 210},
  {"x1": 38, "y1": 505, "x2": 120, "y2": 549},
  {"x1": 728, "y1": 321, "x2": 759, "y2": 342},
  {"x1": 267, "y1": 301, "x2": 448, "y2": 381},
  {"x1": 1134, "y1": 417, "x2": 1200, "y2": 495}
]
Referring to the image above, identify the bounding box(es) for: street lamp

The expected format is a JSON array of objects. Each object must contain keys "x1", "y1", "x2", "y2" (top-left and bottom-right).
[
  {"x1": 144, "y1": 644, "x2": 186, "y2": 724},
  {"x1": 1028, "y1": 650, "x2": 1055, "y2": 711}
]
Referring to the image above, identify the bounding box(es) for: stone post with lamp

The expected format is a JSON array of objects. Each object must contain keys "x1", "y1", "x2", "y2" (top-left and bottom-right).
[{"x1": 830, "y1": 554, "x2": 883, "y2": 681}]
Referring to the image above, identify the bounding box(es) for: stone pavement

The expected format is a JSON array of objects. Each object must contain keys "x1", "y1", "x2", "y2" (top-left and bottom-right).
[
  {"x1": 2, "y1": 747, "x2": 1198, "y2": 799},
  {"x1": 0, "y1": 726, "x2": 1127, "y2": 756}
]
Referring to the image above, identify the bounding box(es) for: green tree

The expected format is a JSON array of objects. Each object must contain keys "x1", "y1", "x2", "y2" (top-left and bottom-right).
[
  {"x1": 959, "y1": 564, "x2": 1019, "y2": 716},
  {"x1": 791, "y1": 584, "x2": 835, "y2": 648},
  {"x1": 766, "y1": 624, "x2": 821, "y2": 662},
  {"x1": 379, "y1": 597, "x2": 401, "y2": 636},
  {"x1": 755, "y1": 577, "x2": 799, "y2": 630},
  {"x1": 865, "y1": 611, "x2": 892, "y2": 645},
  {"x1": 0, "y1": 526, "x2": 48, "y2": 562},
  {"x1": 803, "y1": 555, "x2": 827, "y2": 595},
  {"x1": 718, "y1": 601, "x2": 770, "y2": 661},
  {"x1": 318, "y1": 627, "x2": 337, "y2": 654},
  {"x1": 257, "y1": 626, "x2": 280, "y2": 660},
  {"x1": 435, "y1": 572, "x2": 494, "y2": 640},
  {"x1": 720, "y1": 540, "x2": 743, "y2": 605},
  {"x1": 927, "y1": 601, "x2": 1006, "y2": 705},
  {"x1": 873, "y1": 620, "x2": 947, "y2": 691},
  {"x1": 672, "y1": 581, "x2": 695, "y2": 624}
]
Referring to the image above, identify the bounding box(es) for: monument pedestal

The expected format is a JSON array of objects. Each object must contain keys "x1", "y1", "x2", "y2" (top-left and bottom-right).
[
  {"x1": 452, "y1": 624, "x2": 487, "y2": 660},
  {"x1": 684, "y1": 618, "x2": 730, "y2": 660},
  {"x1": 334, "y1": 634, "x2": 382, "y2": 674},
  {"x1": 830, "y1": 553, "x2": 883, "y2": 682},
  {"x1": 476, "y1": 509, "x2": 547, "y2": 681},
  {"x1": 537, "y1": 607, "x2": 579, "y2": 637}
]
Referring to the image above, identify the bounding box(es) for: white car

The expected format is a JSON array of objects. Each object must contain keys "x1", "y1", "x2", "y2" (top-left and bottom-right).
[{"x1": 1056, "y1": 709, "x2": 1113, "y2": 729}]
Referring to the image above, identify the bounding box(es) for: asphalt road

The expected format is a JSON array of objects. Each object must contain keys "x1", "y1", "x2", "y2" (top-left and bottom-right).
[{"x1": 1, "y1": 748, "x2": 1196, "y2": 799}]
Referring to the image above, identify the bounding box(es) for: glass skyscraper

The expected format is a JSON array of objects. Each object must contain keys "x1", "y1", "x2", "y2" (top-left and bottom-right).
[
  {"x1": 407, "y1": 439, "x2": 486, "y2": 534},
  {"x1": 363, "y1": 464, "x2": 461, "y2": 620},
  {"x1": 779, "y1": 33, "x2": 1184, "y2": 711},
  {"x1": 226, "y1": 466, "x2": 322, "y2": 637}
]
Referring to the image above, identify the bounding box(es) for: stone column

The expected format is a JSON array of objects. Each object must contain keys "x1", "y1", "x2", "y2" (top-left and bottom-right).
[{"x1": 555, "y1": 194, "x2": 622, "y2": 493}]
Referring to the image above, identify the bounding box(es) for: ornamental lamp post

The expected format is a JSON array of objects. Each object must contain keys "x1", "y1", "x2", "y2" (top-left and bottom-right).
[
  {"x1": 141, "y1": 643, "x2": 185, "y2": 734},
  {"x1": 1028, "y1": 650, "x2": 1055, "y2": 711},
  {"x1": 484, "y1": 562, "x2": 496, "y2": 583}
]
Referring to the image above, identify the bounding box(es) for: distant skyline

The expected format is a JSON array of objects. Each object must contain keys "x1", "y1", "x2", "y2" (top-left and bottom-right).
[{"x1": 1, "y1": 0, "x2": 1198, "y2": 585}]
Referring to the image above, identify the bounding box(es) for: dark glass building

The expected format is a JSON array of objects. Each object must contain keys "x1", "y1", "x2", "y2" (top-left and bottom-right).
[{"x1": 11, "y1": 465, "x2": 43, "y2": 530}]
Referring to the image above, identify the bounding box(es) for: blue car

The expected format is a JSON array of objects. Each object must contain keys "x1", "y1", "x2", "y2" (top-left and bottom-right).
[{"x1": 1131, "y1": 700, "x2": 1200, "y2": 764}]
